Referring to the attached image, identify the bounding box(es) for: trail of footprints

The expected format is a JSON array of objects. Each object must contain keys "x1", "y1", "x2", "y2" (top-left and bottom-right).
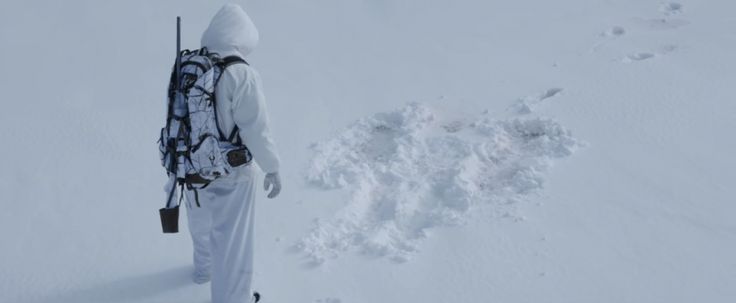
[
  {"x1": 595, "y1": 2, "x2": 686, "y2": 63},
  {"x1": 514, "y1": 3, "x2": 687, "y2": 115}
]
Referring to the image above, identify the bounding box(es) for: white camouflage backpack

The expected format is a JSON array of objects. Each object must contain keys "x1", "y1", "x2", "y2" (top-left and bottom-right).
[{"x1": 158, "y1": 47, "x2": 252, "y2": 209}]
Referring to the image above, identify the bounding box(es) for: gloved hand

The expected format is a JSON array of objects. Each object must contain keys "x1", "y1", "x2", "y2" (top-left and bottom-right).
[{"x1": 263, "y1": 172, "x2": 281, "y2": 199}]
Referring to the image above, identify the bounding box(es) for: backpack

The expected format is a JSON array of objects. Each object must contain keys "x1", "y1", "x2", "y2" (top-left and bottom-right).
[{"x1": 158, "y1": 47, "x2": 253, "y2": 209}]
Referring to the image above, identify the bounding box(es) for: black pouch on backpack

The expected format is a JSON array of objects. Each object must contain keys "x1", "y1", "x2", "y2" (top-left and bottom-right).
[
  {"x1": 227, "y1": 147, "x2": 252, "y2": 167},
  {"x1": 159, "y1": 206, "x2": 180, "y2": 233}
]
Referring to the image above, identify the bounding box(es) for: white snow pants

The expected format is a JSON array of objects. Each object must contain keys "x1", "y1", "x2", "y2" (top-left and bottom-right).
[{"x1": 185, "y1": 165, "x2": 257, "y2": 303}]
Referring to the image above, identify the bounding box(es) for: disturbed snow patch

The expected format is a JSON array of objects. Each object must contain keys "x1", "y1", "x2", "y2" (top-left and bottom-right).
[
  {"x1": 510, "y1": 88, "x2": 564, "y2": 114},
  {"x1": 299, "y1": 103, "x2": 579, "y2": 264}
]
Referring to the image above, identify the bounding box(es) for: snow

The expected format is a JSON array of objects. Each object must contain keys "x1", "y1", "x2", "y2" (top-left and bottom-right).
[
  {"x1": 509, "y1": 88, "x2": 565, "y2": 114},
  {"x1": 1, "y1": 0, "x2": 735, "y2": 302},
  {"x1": 301, "y1": 103, "x2": 579, "y2": 264}
]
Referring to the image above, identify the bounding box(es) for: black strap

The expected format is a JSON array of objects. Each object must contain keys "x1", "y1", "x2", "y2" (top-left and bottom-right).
[
  {"x1": 183, "y1": 182, "x2": 202, "y2": 208},
  {"x1": 214, "y1": 55, "x2": 248, "y2": 144},
  {"x1": 221, "y1": 56, "x2": 248, "y2": 67},
  {"x1": 227, "y1": 125, "x2": 243, "y2": 145},
  {"x1": 185, "y1": 173, "x2": 210, "y2": 185},
  {"x1": 192, "y1": 188, "x2": 201, "y2": 208},
  {"x1": 165, "y1": 179, "x2": 177, "y2": 208},
  {"x1": 178, "y1": 183, "x2": 185, "y2": 205}
]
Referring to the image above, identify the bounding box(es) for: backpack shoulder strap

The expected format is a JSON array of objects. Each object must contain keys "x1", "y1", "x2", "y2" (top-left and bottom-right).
[
  {"x1": 212, "y1": 55, "x2": 248, "y2": 87},
  {"x1": 221, "y1": 56, "x2": 248, "y2": 67},
  {"x1": 214, "y1": 55, "x2": 249, "y2": 146}
]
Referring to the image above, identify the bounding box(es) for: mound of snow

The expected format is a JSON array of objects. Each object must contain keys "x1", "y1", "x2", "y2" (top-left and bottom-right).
[{"x1": 299, "y1": 103, "x2": 580, "y2": 263}]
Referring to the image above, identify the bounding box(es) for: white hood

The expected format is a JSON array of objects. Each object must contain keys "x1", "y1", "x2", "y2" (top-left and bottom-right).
[{"x1": 201, "y1": 3, "x2": 259, "y2": 57}]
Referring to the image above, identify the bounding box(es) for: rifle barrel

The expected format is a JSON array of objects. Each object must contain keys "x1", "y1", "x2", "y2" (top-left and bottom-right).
[{"x1": 175, "y1": 16, "x2": 181, "y2": 91}]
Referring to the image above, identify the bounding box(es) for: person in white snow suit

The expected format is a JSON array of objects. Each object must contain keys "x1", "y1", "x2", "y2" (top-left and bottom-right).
[{"x1": 185, "y1": 4, "x2": 281, "y2": 303}]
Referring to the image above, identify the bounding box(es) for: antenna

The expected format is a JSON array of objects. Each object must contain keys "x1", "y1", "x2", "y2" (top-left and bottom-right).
[{"x1": 175, "y1": 16, "x2": 181, "y2": 92}]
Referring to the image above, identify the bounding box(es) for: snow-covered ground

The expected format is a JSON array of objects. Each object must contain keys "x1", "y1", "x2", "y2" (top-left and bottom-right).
[
  {"x1": 1, "y1": 0, "x2": 735, "y2": 302},
  {"x1": 301, "y1": 102, "x2": 579, "y2": 264}
]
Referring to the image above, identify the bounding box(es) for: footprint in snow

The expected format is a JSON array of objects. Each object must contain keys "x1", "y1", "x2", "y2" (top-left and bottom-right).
[
  {"x1": 632, "y1": 3, "x2": 687, "y2": 29},
  {"x1": 601, "y1": 26, "x2": 626, "y2": 38},
  {"x1": 590, "y1": 26, "x2": 626, "y2": 53},
  {"x1": 660, "y1": 2, "x2": 683, "y2": 16},
  {"x1": 590, "y1": 26, "x2": 626, "y2": 52},
  {"x1": 621, "y1": 44, "x2": 679, "y2": 63},
  {"x1": 623, "y1": 52, "x2": 656, "y2": 63},
  {"x1": 633, "y1": 17, "x2": 689, "y2": 30},
  {"x1": 659, "y1": 44, "x2": 679, "y2": 54}
]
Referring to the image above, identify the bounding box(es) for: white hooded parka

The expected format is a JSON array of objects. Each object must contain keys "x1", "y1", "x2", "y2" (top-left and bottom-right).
[
  {"x1": 201, "y1": 4, "x2": 280, "y2": 175},
  {"x1": 185, "y1": 4, "x2": 280, "y2": 303}
]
